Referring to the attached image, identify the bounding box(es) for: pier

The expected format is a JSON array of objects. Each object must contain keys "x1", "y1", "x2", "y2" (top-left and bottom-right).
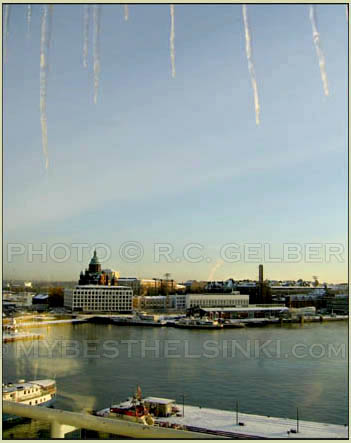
[
  {"x1": 156, "y1": 404, "x2": 348, "y2": 439},
  {"x1": 3, "y1": 318, "x2": 87, "y2": 330},
  {"x1": 3, "y1": 332, "x2": 43, "y2": 343}
]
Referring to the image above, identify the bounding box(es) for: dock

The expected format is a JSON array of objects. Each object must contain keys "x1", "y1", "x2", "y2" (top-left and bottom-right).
[
  {"x1": 3, "y1": 332, "x2": 43, "y2": 343},
  {"x1": 155, "y1": 405, "x2": 348, "y2": 439}
]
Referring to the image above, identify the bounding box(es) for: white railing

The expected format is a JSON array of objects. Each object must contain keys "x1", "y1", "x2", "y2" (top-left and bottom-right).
[{"x1": 3, "y1": 401, "x2": 218, "y2": 439}]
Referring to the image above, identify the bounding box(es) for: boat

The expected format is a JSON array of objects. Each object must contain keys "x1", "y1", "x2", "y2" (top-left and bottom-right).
[
  {"x1": 174, "y1": 317, "x2": 223, "y2": 329},
  {"x1": 222, "y1": 320, "x2": 246, "y2": 328},
  {"x1": 113, "y1": 312, "x2": 166, "y2": 327},
  {"x1": 3, "y1": 379, "x2": 57, "y2": 422},
  {"x1": 95, "y1": 387, "x2": 155, "y2": 425}
]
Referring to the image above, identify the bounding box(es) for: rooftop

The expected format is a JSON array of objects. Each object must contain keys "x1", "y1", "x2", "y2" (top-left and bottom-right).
[
  {"x1": 201, "y1": 306, "x2": 289, "y2": 312},
  {"x1": 144, "y1": 397, "x2": 176, "y2": 405},
  {"x1": 74, "y1": 285, "x2": 132, "y2": 289},
  {"x1": 89, "y1": 250, "x2": 100, "y2": 266}
]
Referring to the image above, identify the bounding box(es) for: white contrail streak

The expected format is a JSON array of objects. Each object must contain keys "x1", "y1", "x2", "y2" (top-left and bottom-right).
[
  {"x1": 170, "y1": 4, "x2": 176, "y2": 78},
  {"x1": 40, "y1": 5, "x2": 53, "y2": 170},
  {"x1": 47, "y1": 5, "x2": 54, "y2": 65},
  {"x1": 93, "y1": 5, "x2": 101, "y2": 104},
  {"x1": 309, "y1": 5, "x2": 329, "y2": 97},
  {"x1": 4, "y1": 4, "x2": 11, "y2": 61},
  {"x1": 27, "y1": 5, "x2": 32, "y2": 38},
  {"x1": 208, "y1": 260, "x2": 224, "y2": 282},
  {"x1": 124, "y1": 4, "x2": 129, "y2": 21},
  {"x1": 83, "y1": 5, "x2": 90, "y2": 68},
  {"x1": 242, "y1": 4, "x2": 260, "y2": 125}
]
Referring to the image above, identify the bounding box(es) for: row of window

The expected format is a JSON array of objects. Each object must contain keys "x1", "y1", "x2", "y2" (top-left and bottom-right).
[
  {"x1": 191, "y1": 299, "x2": 248, "y2": 306},
  {"x1": 72, "y1": 303, "x2": 131, "y2": 306},
  {"x1": 72, "y1": 307, "x2": 132, "y2": 311},
  {"x1": 23, "y1": 388, "x2": 39, "y2": 395},
  {"x1": 27, "y1": 395, "x2": 54, "y2": 406},
  {"x1": 72, "y1": 302, "x2": 132, "y2": 306},
  {"x1": 73, "y1": 296, "x2": 130, "y2": 299},
  {"x1": 73, "y1": 291, "x2": 132, "y2": 295}
]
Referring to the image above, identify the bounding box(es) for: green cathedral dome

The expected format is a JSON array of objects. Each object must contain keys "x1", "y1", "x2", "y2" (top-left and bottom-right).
[{"x1": 89, "y1": 250, "x2": 100, "y2": 265}]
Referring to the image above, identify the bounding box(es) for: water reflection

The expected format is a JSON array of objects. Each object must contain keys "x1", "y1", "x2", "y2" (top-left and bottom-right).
[{"x1": 3, "y1": 321, "x2": 348, "y2": 439}]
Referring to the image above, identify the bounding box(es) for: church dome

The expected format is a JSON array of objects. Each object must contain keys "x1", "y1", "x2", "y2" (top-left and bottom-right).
[{"x1": 89, "y1": 250, "x2": 100, "y2": 265}]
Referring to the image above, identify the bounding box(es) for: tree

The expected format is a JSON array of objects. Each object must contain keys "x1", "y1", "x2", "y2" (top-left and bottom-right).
[{"x1": 48, "y1": 287, "x2": 64, "y2": 307}]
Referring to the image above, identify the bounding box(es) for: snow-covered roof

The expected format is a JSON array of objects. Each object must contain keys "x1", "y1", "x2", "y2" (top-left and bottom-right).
[
  {"x1": 201, "y1": 306, "x2": 289, "y2": 312},
  {"x1": 75, "y1": 285, "x2": 132, "y2": 289},
  {"x1": 33, "y1": 294, "x2": 49, "y2": 300},
  {"x1": 144, "y1": 397, "x2": 175, "y2": 405},
  {"x1": 143, "y1": 296, "x2": 166, "y2": 300},
  {"x1": 29, "y1": 379, "x2": 56, "y2": 387},
  {"x1": 270, "y1": 286, "x2": 314, "y2": 289}
]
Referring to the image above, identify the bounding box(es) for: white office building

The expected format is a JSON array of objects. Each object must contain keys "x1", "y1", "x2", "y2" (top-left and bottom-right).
[
  {"x1": 186, "y1": 292, "x2": 249, "y2": 309},
  {"x1": 64, "y1": 285, "x2": 133, "y2": 313},
  {"x1": 168, "y1": 292, "x2": 249, "y2": 311}
]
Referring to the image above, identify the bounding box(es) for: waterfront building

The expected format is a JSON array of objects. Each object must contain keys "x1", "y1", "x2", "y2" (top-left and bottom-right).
[
  {"x1": 183, "y1": 280, "x2": 208, "y2": 293},
  {"x1": 64, "y1": 251, "x2": 132, "y2": 312},
  {"x1": 102, "y1": 269, "x2": 120, "y2": 281},
  {"x1": 3, "y1": 291, "x2": 34, "y2": 308},
  {"x1": 139, "y1": 296, "x2": 168, "y2": 311},
  {"x1": 326, "y1": 295, "x2": 349, "y2": 315},
  {"x1": 188, "y1": 304, "x2": 288, "y2": 319},
  {"x1": 132, "y1": 293, "x2": 250, "y2": 313},
  {"x1": 269, "y1": 285, "x2": 316, "y2": 296},
  {"x1": 170, "y1": 294, "x2": 187, "y2": 310},
  {"x1": 117, "y1": 278, "x2": 142, "y2": 295},
  {"x1": 117, "y1": 277, "x2": 179, "y2": 296},
  {"x1": 186, "y1": 292, "x2": 249, "y2": 309},
  {"x1": 64, "y1": 285, "x2": 133, "y2": 313},
  {"x1": 32, "y1": 294, "x2": 49, "y2": 311}
]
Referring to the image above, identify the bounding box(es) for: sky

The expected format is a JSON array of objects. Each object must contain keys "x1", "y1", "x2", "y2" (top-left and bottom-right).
[{"x1": 3, "y1": 4, "x2": 348, "y2": 283}]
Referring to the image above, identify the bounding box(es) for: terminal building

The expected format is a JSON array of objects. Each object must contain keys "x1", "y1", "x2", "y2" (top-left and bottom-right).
[{"x1": 133, "y1": 292, "x2": 250, "y2": 312}]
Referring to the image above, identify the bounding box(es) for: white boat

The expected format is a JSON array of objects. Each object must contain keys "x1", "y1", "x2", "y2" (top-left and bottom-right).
[
  {"x1": 113, "y1": 312, "x2": 166, "y2": 327},
  {"x1": 174, "y1": 317, "x2": 223, "y2": 329},
  {"x1": 3, "y1": 379, "x2": 57, "y2": 422}
]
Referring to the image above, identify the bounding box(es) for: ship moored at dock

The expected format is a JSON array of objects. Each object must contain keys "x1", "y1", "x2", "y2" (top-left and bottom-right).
[
  {"x1": 112, "y1": 312, "x2": 167, "y2": 327},
  {"x1": 94, "y1": 388, "x2": 348, "y2": 439},
  {"x1": 3, "y1": 379, "x2": 57, "y2": 423}
]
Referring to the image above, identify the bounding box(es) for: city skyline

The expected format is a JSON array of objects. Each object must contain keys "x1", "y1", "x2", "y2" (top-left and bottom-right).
[{"x1": 4, "y1": 4, "x2": 348, "y2": 283}]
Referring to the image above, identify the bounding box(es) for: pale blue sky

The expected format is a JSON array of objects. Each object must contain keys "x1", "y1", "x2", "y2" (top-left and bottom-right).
[{"x1": 4, "y1": 4, "x2": 348, "y2": 282}]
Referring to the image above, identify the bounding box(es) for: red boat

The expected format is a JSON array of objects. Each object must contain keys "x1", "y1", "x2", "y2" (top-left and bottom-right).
[{"x1": 106, "y1": 387, "x2": 154, "y2": 425}]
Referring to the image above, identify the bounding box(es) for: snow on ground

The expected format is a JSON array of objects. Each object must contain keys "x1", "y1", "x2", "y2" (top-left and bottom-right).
[{"x1": 156, "y1": 405, "x2": 348, "y2": 439}]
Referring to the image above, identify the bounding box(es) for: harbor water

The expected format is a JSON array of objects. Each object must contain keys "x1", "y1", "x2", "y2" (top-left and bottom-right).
[{"x1": 3, "y1": 321, "x2": 348, "y2": 438}]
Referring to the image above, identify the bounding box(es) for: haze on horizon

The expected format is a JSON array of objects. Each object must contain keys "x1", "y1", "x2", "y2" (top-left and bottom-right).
[{"x1": 3, "y1": 4, "x2": 348, "y2": 284}]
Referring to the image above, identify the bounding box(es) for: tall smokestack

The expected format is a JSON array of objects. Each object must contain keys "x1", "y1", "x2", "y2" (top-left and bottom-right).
[
  {"x1": 259, "y1": 264, "x2": 263, "y2": 285},
  {"x1": 259, "y1": 264, "x2": 264, "y2": 302}
]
